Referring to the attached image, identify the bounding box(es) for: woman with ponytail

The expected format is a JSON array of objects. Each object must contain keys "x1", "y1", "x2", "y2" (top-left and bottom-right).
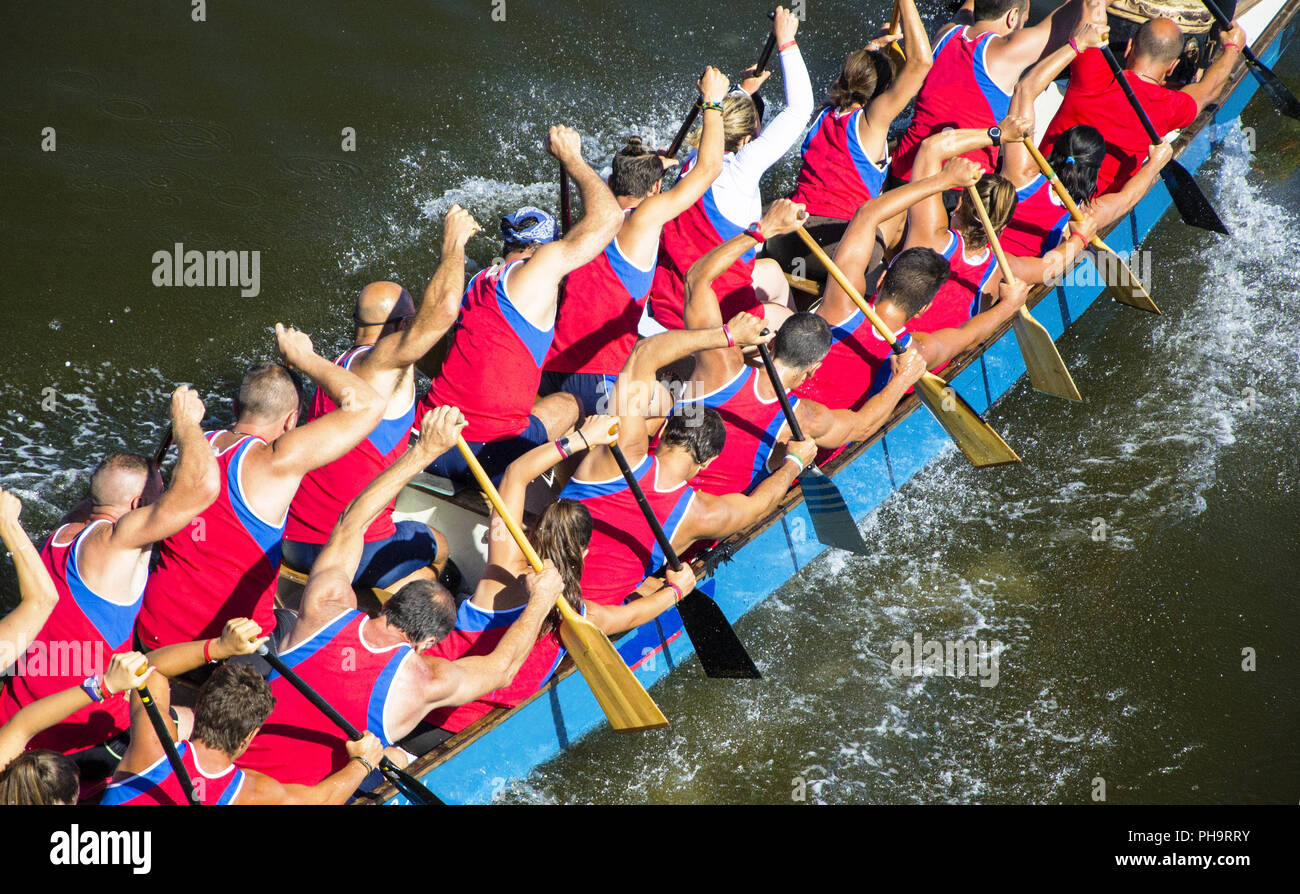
[
  {"x1": 999, "y1": 18, "x2": 1173, "y2": 260},
  {"x1": 766, "y1": 0, "x2": 934, "y2": 274}
]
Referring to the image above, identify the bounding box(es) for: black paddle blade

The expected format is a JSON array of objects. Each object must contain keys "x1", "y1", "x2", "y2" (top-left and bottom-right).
[
  {"x1": 381, "y1": 760, "x2": 445, "y2": 806},
  {"x1": 800, "y1": 467, "x2": 870, "y2": 555},
  {"x1": 677, "y1": 587, "x2": 761, "y2": 679},
  {"x1": 1248, "y1": 55, "x2": 1300, "y2": 121},
  {"x1": 1161, "y1": 161, "x2": 1229, "y2": 235}
]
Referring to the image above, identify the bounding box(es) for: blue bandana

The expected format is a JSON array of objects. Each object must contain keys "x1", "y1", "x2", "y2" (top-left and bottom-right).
[{"x1": 500, "y1": 207, "x2": 558, "y2": 247}]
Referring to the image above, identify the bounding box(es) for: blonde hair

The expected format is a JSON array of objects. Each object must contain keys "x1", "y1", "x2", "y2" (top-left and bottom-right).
[
  {"x1": 0, "y1": 751, "x2": 79, "y2": 805},
  {"x1": 958, "y1": 173, "x2": 1019, "y2": 252},
  {"x1": 685, "y1": 93, "x2": 759, "y2": 154}
]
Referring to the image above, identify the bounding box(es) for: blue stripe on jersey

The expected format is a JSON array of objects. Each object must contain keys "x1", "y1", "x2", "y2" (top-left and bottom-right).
[
  {"x1": 605, "y1": 239, "x2": 655, "y2": 301},
  {"x1": 228, "y1": 436, "x2": 284, "y2": 565},
  {"x1": 66, "y1": 525, "x2": 143, "y2": 650},
  {"x1": 1043, "y1": 212, "x2": 1071, "y2": 256},
  {"x1": 558, "y1": 453, "x2": 652, "y2": 501},
  {"x1": 974, "y1": 262, "x2": 997, "y2": 315},
  {"x1": 830, "y1": 309, "x2": 867, "y2": 343},
  {"x1": 216, "y1": 769, "x2": 244, "y2": 805},
  {"x1": 453, "y1": 598, "x2": 524, "y2": 633},
  {"x1": 366, "y1": 649, "x2": 410, "y2": 746},
  {"x1": 646, "y1": 485, "x2": 694, "y2": 575},
  {"x1": 972, "y1": 32, "x2": 1011, "y2": 122},
  {"x1": 496, "y1": 260, "x2": 555, "y2": 367},
  {"x1": 867, "y1": 332, "x2": 912, "y2": 399},
  {"x1": 749, "y1": 395, "x2": 799, "y2": 492},
  {"x1": 801, "y1": 107, "x2": 830, "y2": 155},
  {"x1": 940, "y1": 230, "x2": 959, "y2": 261},
  {"x1": 268, "y1": 610, "x2": 357, "y2": 680},
  {"x1": 342, "y1": 345, "x2": 417, "y2": 454},
  {"x1": 694, "y1": 364, "x2": 750, "y2": 408},
  {"x1": 933, "y1": 24, "x2": 962, "y2": 56},
  {"x1": 844, "y1": 108, "x2": 888, "y2": 198},
  {"x1": 700, "y1": 188, "x2": 756, "y2": 263},
  {"x1": 99, "y1": 747, "x2": 179, "y2": 805},
  {"x1": 1016, "y1": 174, "x2": 1046, "y2": 202}
]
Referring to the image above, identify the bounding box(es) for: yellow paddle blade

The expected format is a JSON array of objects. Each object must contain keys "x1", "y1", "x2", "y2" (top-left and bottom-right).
[
  {"x1": 913, "y1": 373, "x2": 1021, "y2": 467},
  {"x1": 1012, "y1": 308, "x2": 1082, "y2": 402},
  {"x1": 1094, "y1": 239, "x2": 1161, "y2": 314},
  {"x1": 556, "y1": 600, "x2": 668, "y2": 733}
]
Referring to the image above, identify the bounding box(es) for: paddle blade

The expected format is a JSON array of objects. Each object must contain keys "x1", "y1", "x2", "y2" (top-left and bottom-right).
[
  {"x1": 1011, "y1": 308, "x2": 1082, "y2": 402},
  {"x1": 1093, "y1": 243, "x2": 1161, "y2": 313},
  {"x1": 913, "y1": 373, "x2": 1021, "y2": 467},
  {"x1": 1161, "y1": 161, "x2": 1229, "y2": 235},
  {"x1": 1248, "y1": 55, "x2": 1300, "y2": 121},
  {"x1": 799, "y1": 467, "x2": 871, "y2": 555},
  {"x1": 677, "y1": 588, "x2": 761, "y2": 679},
  {"x1": 381, "y1": 761, "x2": 445, "y2": 806},
  {"x1": 557, "y1": 604, "x2": 669, "y2": 732}
]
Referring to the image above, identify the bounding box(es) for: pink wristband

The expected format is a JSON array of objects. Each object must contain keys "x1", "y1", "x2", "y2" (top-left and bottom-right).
[
  {"x1": 721, "y1": 324, "x2": 734, "y2": 348},
  {"x1": 666, "y1": 582, "x2": 683, "y2": 603}
]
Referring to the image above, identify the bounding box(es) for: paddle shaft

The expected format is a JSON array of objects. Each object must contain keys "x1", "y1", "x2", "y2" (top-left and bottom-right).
[
  {"x1": 608, "y1": 443, "x2": 682, "y2": 572},
  {"x1": 1020, "y1": 138, "x2": 1100, "y2": 244},
  {"x1": 137, "y1": 682, "x2": 200, "y2": 805},
  {"x1": 666, "y1": 11, "x2": 776, "y2": 157},
  {"x1": 559, "y1": 166, "x2": 571, "y2": 235},
  {"x1": 1098, "y1": 46, "x2": 1163, "y2": 144},
  {"x1": 966, "y1": 188, "x2": 1019, "y2": 287},
  {"x1": 152, "y1": 426, "x2": 173, "y2": 467},
  {"x1": 795, "y1": 227, "x2": 906, "y2": 356},
  {"x1": 1200, "y1": 0, "x2": 1258, "y2": 67},
  {"x1": 755, "y1": 342, "x2": 807, "y2": 443},
  {"x1": 257, "y1": 647, "x2": 443, "y2": 805}
]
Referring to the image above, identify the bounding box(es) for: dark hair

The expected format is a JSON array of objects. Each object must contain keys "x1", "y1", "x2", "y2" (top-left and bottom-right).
[
  {"x1": 827, "y1": 48, "x2": 879, "y2": 112},
  {"x1": 0, "y1": 750, "x2": 79, "y2": 805},
  {"x1": 89, "y1": 453, "x2": 152, "y2": 506},
  {"x1": 1047, "y1": 125, "x2": 1105, "y2": 206},
  {"x1": 235, "y1": 362, "x2": 303, "y2": 423},
  {"x1": 609, "y1": 136, "x2": 667, "y2": 198},
  {"x1": 531, "y1": 498, "x2": 591, "y2": 636},
  {"x1": 382, "y1": 579, "x2": 456, "y2": 645},
  {"x1": 774, "y1": 313, "x2": 832, "y2": 371},
  {"x1": 956, "y1": 173, "x2": 1018, "y2": 252},
  {"x1": 192, "y1": 663, "x2": 275, "y2": 757},
  {"x1": 660, "y1": 407, "x2": 726, "y2": 465},
  {"x1": 973, "y1": 0, "x2": 1029, "y2": 22},
  {"x1": 880, "y1": 247, "x2": 951, "y2": 318},
  {"x1": 1134, "y1": 19, "x2": 1185, "y2": 65}
]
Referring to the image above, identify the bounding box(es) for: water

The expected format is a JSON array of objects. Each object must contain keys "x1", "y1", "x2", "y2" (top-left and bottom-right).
[{"x1": 1, "y1": 1, "x2": 1296, "y2": 804}]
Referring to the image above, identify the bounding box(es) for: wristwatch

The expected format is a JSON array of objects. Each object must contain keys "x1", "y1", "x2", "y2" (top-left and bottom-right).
[{"x1": 987, "y1": 125, "x2": 1002, "y2": 144}]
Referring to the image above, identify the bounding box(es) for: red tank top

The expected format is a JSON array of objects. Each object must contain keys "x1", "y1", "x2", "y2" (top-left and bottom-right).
[
  {"x1": 285, "y1": 346, "x2": 416, "y2": 545},
  {"x1": 790, "y1": 106, "x2": 889, "y2": 220},
  {"x1": 557, "y1": 454, "x2": 696, "y2": 606},
  {"x1": 424, "y1": 597, "x2": 569, "y2": 734},
  {"x1": 99, "y1": 740, "x2": 247, "y2": 805},
  {"x1": 998, "y1": 174, "x2": 1072, "y2": 258},
  {"x1": 891, "y1": 27, "x2": 1011, "y2": 182},
  {"x1": 907, "y1": 230, "x2": 994, "y2": 348},
  {"x1": 235, "y1": 610, "x2": 414, "y2": 785},
  {"x1": 795, "y1": 303, "x2": 912, "y2": 412},
  {"x1": 135, "y1": 433, "x2": 282, "y2": 649},
  {"x1": 648, "y1": 155, "x2": 762, "y2": 331},
  {"x1": 0, "y1": 521, "x2": 143, "y2": 753},
  {"x1": 423, "y1": 260, "x2": 553, "y2": 442},
  {"x1": 544, "y1": 219, "x2": 654, "y2": 376},
  {"x1": 680, "y1": 365, "x2": 798, "y2": 496}
]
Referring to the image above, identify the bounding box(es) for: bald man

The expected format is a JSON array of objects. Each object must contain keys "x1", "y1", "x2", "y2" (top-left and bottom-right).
[
  {"x1": 0, "y1": 386, "x2": 219, "y2": 758},
  {"x1": 1042, "y1": 15, "x2": 1245, "y2": 194},
  {"x1": 283, "y1": 206, "x2": 480, "y2": 591},
  {"x1": 135, "y1": 324, "x2": 385, "y2": 657}
]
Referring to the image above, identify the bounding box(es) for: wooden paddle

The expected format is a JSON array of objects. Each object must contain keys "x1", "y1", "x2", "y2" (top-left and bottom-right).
[
  {"x1": 256, "y1": 646, "x2": 445, "y2": 805},
  {"x1": 754, "y1": 342, "x2": 871, "y2": 555},
  {"x1": 795, "y1": 227, "x2": 1021, "y2": 467},
  {"x1": 456, "y1": 437, "x2": 669, "y2": 732},
  {"x1": 136, "y1": 682, "x2": 200, "y2": 805},
  {"x1": 1020, "y1": 137, "x2": 1160, "y2": 314},
  {"x1": 965, "y1": 189, "x2": 1082, "y2": 402},
  {"x1": 666, "y1": 11, "x2": 777, "y2": 157},
  {"x1": 1098, "y1": 46, "x2": 1229, "y2": 235},
  {"x1": 882, "y1": 0, "x2": 907, "y2": 68},
  {"x1": 1202, "y1": 1, "x2": 1300, "y2": 120},
  {"x1": 607, "y1": 442, "x2": 761, "y2": 679}
]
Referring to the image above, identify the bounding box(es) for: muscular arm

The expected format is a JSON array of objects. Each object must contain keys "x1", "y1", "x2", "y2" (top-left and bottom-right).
[
  {"x1": 0, "y1": 502, "x2": 57, "y2": 673},
  {"x1": 266, "y1": 351, "x2": 385, "y2": 481},
  {"x1": 683, "y1": 232, "x2": 760, "y2": 385},
  {"x1": 1085, "y1": 145, "x2": 1170, "y2": 229},
  {"x1": 988, "y1": 0, "x2": 1092, "y2": 84},
  {"x1": 916, "y1": 281, "x2": 1029, "y2": 369},
  {"x1": 862, "y1": 0, "x2": 934, "y2": 157},
  {"x1": 0, "y1": 685, "x2": 96, "y2": 770},
  {"x1": 238, "y1": 758, "x2": 373, "y2": 805},
  {"x1": 679, "y1": 458, "x2": 803, "y2": 544},
  {"x1": 1181, "y1": 29, "x2": 1245, "y2": 112},
  {"x1": 796, "y1": 372, "x2": 915, "y2": 448},
  {"x1": 727, "y1": 45, "x2": 815, "y2": 195},
  {"x1": 111, "y1": 413, "x2": 221, "y2": 551},
  {"x1": 505, "y1": 135, "x2": 624, "y2": 327}
]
